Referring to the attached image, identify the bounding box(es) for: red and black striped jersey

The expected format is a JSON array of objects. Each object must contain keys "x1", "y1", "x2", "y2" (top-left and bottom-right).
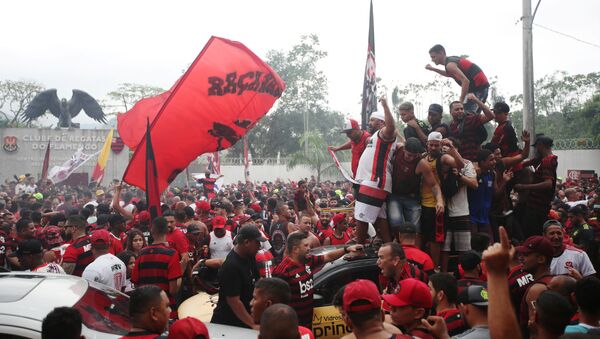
[
  {"x1": 63, "y1": 235, "x2": 93, "y2": 277},
  {"x1": 131, "y1": 243, "x2": 182, "y2": 314},
  {"x1": 272, "y1": 255, "x2": 325, "y2": 328},
  {"x1": 438, "y1": 308, "x2": 468, "y2": 336}
]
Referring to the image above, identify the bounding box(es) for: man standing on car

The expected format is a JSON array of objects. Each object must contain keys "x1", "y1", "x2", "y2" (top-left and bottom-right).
[
  {"x1": 273, "y1": 232, "x2": 363, "y2": 329},
  {"x1": 211, "y1": 224, "x2": 266, "y2": 329}
]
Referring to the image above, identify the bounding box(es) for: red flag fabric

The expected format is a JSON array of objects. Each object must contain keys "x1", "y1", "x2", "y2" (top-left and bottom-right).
[
  {"x1": 145, "y1": 120, "x2": 162, "y2": 220},
  {"x1": 41, "y1": 141, "x2": 51, "y2": 182},
  {"x1": 117, "y1": 90, "x2": 172, "y2": 150},
  {"x1": 122, "y1": 36, "x2": 285, "y2": 192}
]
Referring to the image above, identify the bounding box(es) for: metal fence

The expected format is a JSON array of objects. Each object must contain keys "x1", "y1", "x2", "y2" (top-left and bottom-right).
[
  {"x1": 219, "y1": 157, "x2": 292, "y2": 166},
  {"x1": 552, "y1": 138, "x2": 600, "y2": 150}
]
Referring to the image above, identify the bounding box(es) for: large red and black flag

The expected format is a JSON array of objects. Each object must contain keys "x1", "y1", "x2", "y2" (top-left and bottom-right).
[
  {"x1": 361, "y1": 0, "x2": 377, "y2": 130},
  {"x1": 144, "y1": 119, "x2": 162, "y2": 220},
  {"x1": 122, "y1": 36, "x2": 285, "y2": 192}
]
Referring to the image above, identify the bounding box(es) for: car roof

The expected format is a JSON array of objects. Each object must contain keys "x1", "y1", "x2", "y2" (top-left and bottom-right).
[{"x1": 0, "y1": 272, "x2": 88, "y2": 321}]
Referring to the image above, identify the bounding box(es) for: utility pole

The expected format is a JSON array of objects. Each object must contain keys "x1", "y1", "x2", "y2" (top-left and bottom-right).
[{"x1": 522, "y1": 0, "x2": 536, "y2": 156}]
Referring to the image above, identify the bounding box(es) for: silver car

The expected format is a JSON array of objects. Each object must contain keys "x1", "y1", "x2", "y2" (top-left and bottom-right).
[{"x1": 0, "y1": 272, "x2": 257, "y2": 338}]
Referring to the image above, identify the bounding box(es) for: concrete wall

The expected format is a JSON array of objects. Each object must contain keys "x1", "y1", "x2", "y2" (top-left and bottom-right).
[
  {"x1": 0, "y1": 128, "x2": 129, "y2": 184},
  {"x1": 553, "y1": 149, "x2": 600, "y2": 178}
]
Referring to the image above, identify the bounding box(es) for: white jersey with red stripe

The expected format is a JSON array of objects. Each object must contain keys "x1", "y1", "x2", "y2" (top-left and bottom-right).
[
  {"x1": 50, "y1": 244, "x2": 70, "y2": 264},
  {"x1": 551, "y1": 245, "x2": 596, "y2": 277},
  {"x1": 355, "y1": 129, "x2": 397, "y2": 193}
]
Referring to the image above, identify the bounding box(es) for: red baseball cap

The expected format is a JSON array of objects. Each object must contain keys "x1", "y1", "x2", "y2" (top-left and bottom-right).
[
  {"x1": 341, "y1": 118, "x2": 360, "y2": 132},
  {"x1": 91, "y1": 229, "x2": 111, "y2": 246},
  {"x1": 168, "y1": 317, "x2": 209, "y2": 339},
  {"x1": 249, "y1": 203, "x2": 262, "y2": 213},
  {"x1": 44, "y1": 226, "x2": 64, "y2": 247},
  {"x1": 382, "y1": 278, "x2": 433, "y2": 309},
  {"x1": 197, "y1": 201, "x2": 211, "y2": 212},
  {"x1": 331, "y1": 213, "x2": 346, "y2": 227},
  {"x1": 343, "y1": 279, "x2": 382, "y2": 312},
  {"x1": 212, "y1": 216, "x2": 226, "y2": 229},
  {"x1": 516, "y1": 236, "x2": 554, "y2": 259}
]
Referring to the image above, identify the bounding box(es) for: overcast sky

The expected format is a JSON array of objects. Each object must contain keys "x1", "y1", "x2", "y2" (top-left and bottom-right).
[{"x1": 2, "y1": 0, "x2": 599, "y2": 125}]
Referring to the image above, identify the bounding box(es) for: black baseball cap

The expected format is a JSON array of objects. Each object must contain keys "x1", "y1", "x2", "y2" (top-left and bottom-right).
[
  {"x1": 428, "y1": 103, "x2": 443, "y2": 115},
  {"x1": 533, "y1": 135, "x2": 553, "y2": 147},
  {"x1": 233, "y1": 224, "x2": 267, "y2": 244},
  {"x1": 458, "y1": 285, "x2": 489, "y2": 307},
  {"x1": 9, "y1": 239, "x2": 43, "y2": 257}
]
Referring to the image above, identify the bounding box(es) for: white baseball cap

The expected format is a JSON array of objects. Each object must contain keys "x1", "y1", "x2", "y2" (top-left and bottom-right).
[
  {"x1": 428, "y1": 131, "x2": 443, "y2": 141},
  {"x1": 341, "y1": 118, "x2": 360, "y2": 132},
  {"x1": 370, "y1": 111, "x2": 385, "y2": 121}
]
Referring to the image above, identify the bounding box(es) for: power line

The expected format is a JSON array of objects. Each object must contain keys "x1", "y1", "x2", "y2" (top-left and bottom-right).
[{"x1": 533, "y1": 23, "x2": 600, "y2": 49}]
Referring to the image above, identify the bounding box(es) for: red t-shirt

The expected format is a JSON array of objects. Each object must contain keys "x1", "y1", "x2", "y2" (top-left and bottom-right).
[
  {"x1": 299, "y1": 326, "x2": 315, "y2": 339},
  {"x1": 402, "y1": 245, "x2": 435, "y2": 274},
  {"x1": 350, "y1": 131, "x2": 371, "y2": 177},
  {"x1": 108, "y1": 232, "x2": 123, "y2": 255},
  {"x1": 167, "y1": 228, "x2": 190, "y2": 257},
  {"x1": 272, "y1": 255, "x2": 325, "y2": 328},
  {"x1": 62, "y1": 235, "x2": 93, "y2": 276},
  {"x1": 325, "y1": 232, "x2": 351, "y2": 245}
]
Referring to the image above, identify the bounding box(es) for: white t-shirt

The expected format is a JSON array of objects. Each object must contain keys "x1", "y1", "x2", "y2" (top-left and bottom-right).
[
  {"x1": 551, "y1": 245, "x2": 596, "y2": 277},
  {"x1": 209, "y1": 230, "x2": 234, "y2": 259},
  {"x1": 447, "y1": 160, "x2": 476, "y2": 217},
  {"x1": 355, "y1": 130, "x2": 397, "y2": 193},
  {"x1": 565, "y1": 200, "x2": 589, "y2": 208},
  {"x1": 82, "y1": 253, "x2": 127, "y2": 291},
  {"x1": 32, "y1": 263, "x2": 65, "y2": 274}
]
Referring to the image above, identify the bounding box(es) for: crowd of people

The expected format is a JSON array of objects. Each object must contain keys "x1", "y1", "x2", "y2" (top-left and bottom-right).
[{"x1": 1, "y1": 44, "x2": 600, "y2": 338}]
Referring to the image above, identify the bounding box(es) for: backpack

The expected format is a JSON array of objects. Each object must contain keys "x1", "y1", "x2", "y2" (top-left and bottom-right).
[{"x1": 435, "y1": 155, "x2": 460, "y2": 199}]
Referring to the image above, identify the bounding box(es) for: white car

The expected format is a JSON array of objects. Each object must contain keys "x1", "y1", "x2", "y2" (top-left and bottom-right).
[{"x1": 0, "y1": 272, "x2": 257, "y2": 338}]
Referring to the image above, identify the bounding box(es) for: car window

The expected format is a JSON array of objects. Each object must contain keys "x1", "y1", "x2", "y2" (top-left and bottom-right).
[
  {"x1": 73, "y1": 281, "x2": 130, "y2": 335},
  {"x1": 314, "y1": 263, "x2": 380, "y2": 307}
]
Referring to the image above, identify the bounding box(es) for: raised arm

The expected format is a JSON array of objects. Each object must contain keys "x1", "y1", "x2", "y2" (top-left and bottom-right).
[
  {"x1": 425, "y1": 64, "x2": 450, "y2": 77},
  {"x1": 483, "y1": 226, "x2": 523, "y2": 339},
  {"x1": 112, "y1": 183, "x2": 134, "y2": 220},
  {"x1": 329, "y1": 141, "x2": 352, "y2": 152},
  {"x1": 466, "y1": 93, "x2": 495, "y2": 123},
  {"x1": 445, "y1": 62, "x2": 470, "y2": 103},
  {"x1": 379, "y1": 97, "x2": 396, "y2": 141}
]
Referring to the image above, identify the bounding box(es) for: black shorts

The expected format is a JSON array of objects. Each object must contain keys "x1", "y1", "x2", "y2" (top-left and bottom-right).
[{"x1": 421, "y1": 206, "x2": 436, "y2": 243}]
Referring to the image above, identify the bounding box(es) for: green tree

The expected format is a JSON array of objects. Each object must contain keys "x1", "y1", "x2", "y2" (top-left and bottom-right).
[
  {"x1": 105, "y1": 83, "x2": 165, "y2": 115},
  {"x1": 0, "y1": 79, "x2": 45, "y2": 127},
  {"x1": 287, "y1": 131, "x2": 339, "y2": 183}
]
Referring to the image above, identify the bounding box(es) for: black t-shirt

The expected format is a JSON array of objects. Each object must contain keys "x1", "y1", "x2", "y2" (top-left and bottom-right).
[
  {"x1": 403, "y1": 120, "x2": 430, "y2": 145},
  {"x1": 211, "y1": 249, "x2": 259, "y2": 328}
]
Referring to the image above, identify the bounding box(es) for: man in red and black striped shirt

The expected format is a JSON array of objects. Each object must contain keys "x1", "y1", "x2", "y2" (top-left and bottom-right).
[
  {"x1": 377, "y1": 242, "x2": 428, "y2": 295},
  {"x1": 62, "y1": 215, "x2": 93, "y2": 276},
  {"x1": 272, "y1": 232, "x2": 363, "y2": 328},
  {"x1": 429, "y1": 273, "x2": 468, "y2": 336},
  {"x1": 131, "y1": 217, "x2": 182, "y2": 318}
]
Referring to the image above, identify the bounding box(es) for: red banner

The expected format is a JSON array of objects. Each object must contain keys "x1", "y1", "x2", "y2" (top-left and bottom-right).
[{"x1": 122, "y1": 36, "x2": 285, "y2": 192}]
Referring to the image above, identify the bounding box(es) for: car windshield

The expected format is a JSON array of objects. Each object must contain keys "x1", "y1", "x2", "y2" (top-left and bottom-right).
[
  {"x1": 0, "y1": 275, "x2": 44, "y2": 302},
  {"x1": 73, "y1": 281, "x2": 130, "y2": 335}
]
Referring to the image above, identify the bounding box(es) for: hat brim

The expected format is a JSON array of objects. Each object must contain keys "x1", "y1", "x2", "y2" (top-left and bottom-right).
[{"x1": 382, "y1": 294, "x2": 411, "y2": 309}]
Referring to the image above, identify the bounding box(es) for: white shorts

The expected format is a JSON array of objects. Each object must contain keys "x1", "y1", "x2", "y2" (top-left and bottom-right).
[{"x1": 354, "y1": 200, "x2": 387, "y2": 223}]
